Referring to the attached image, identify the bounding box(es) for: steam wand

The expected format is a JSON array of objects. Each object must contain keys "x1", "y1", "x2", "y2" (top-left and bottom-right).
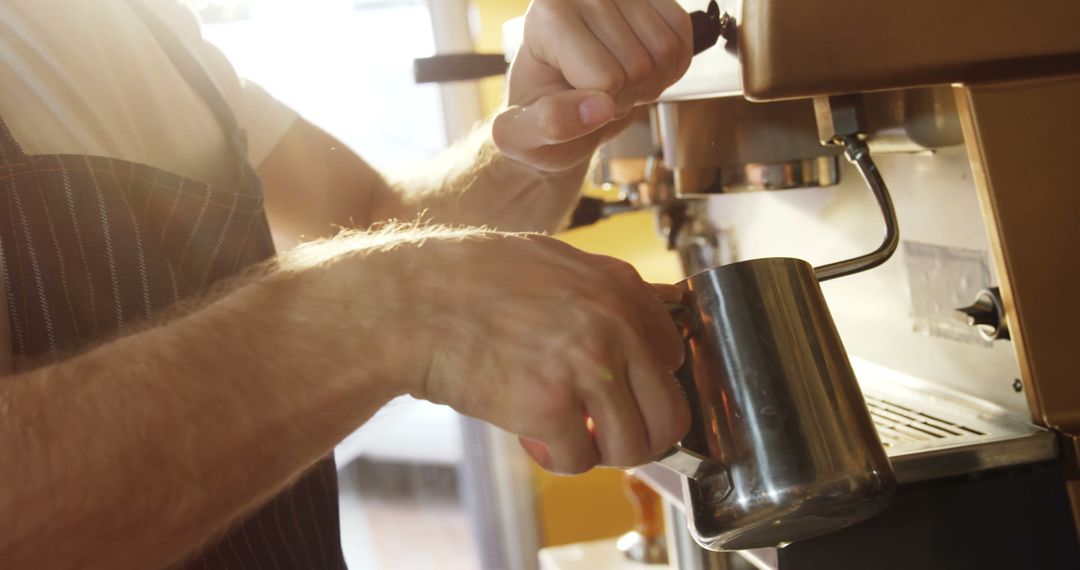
[{"x1": 812, "y1": 95, "x2": 900, "y2": 281}]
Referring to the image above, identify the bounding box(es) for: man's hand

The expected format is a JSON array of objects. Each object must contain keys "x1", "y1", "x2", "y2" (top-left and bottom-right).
[
  {"x1": 392, "y1": 232, "x2": 690, "y2": 474},
  {"x1": 493, "y1": 0, "x2": 693, "y2": 173},
  {"x1": 260, "y1": 3, "x2": 693, "y2": 239}
]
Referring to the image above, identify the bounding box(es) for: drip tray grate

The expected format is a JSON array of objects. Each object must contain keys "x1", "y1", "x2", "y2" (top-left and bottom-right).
[
  {"x1": 865, "y1": 395, "x2": 986, "y2": 449},
  {"x1": 634, "y1": 358, "x2": 1058, "y2": 508},
  {"x1": 853, "y1": 357, "x2": 1056, "y2": 481}
]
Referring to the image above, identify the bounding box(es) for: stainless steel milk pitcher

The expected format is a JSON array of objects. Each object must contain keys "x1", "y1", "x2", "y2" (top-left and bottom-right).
[{"x1": 650, "y1": 138, "x2": 900, "y2": 551}]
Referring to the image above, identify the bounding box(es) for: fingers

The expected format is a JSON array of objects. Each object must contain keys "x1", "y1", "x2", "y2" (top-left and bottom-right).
[
  {"x1": 577, "y1": 347, "x2": 690, "y2": 467},
  {"x1": 580, "y1": 260, "x2": 690, "y2": 463},
  {"x1": 622, "y1": 333, "x2": 692, "y2": 459},
  {"x1": 562, "y1": 318, "x2": 686, "y2": 469},
  {"x1": 500, "y1": 237, "x2": 690, "y2": 472},
  {"x1": 570, "y1": 0, "x2": 650, "y2": 115},
  {"x1": 562, "y1": 306, "x2": 688, "y2": 468},
  {"x1": 574, "y1": 0, "x2": 654, "y2": 89},
  {"x1": 523, "y1": 394, "x2": 601, "y2": 474},
  {"x1": 592, "y1": 257, "x2": 685, "y2": 371},
  {"x1": 532, "y1": 239, "x2": 685, "y2": 370},
  {"x1": 612, "y1": 0, "x2": 691, "y2": 101},
  {"x1": 493, "y1": 90, "x2": 616, "y2": 171},
  {"x1": 519, "y1": 0, "x2": 692, "y2": 103},
  {"x1": 576, "y1": 353, "x2": 652, "y2": 467},
  {"x1": 499, "y1": 0, "x2": 694, "y2": 170},
  {"x1": 527, "y1": 0, "x2": 631, "y2": 95},
  {"x1": 646, "y1": 0, "x2": 694, "y2": 86},
  {"x1": 561, "y1": 0, "x2": 691, "y2": 112},
  {"x1": 518, "y1": 295, "x2": 687, "y2": 471}
]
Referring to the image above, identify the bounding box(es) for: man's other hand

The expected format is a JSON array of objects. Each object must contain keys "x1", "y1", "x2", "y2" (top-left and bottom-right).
[
  {"x1": 493, "y1": 0, "x2": 694, "y2": 173},
  {"x1": 398, "y1": 232, "x2": 690, "y2": 474}
]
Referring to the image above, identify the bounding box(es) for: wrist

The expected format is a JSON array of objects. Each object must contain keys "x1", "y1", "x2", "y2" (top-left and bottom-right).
[
  {"x1": 484, "y1": 125, "x2": 593, "y2": 232},
  {"x1": 271, "y1": 238, "x2": 428, "y2": 403}
]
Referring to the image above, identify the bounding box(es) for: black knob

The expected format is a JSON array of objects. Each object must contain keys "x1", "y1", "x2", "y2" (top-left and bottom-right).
[
  {"x1": 690, "y1": 0, "x2": 737, "y2": 56},
  {"x1": 956, "y1": 287, "x2": 1010, "y2": 342}
]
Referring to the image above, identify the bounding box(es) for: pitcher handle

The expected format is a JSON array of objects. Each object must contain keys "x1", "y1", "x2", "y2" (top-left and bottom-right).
[
  {"x1": 655, "y1": 303, "x2": 732, "y2": 504},
  {"x1": 652, "y1": 445, "x2": 732, "y2": 505}
]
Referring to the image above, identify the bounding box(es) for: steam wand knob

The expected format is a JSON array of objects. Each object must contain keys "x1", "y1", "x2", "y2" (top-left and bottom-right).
[
  {"x1": 956, "y1": 287, "x2": 1011, "y2": 342},
  {"x1": 691, "y1": 0, "x2": 738, "y2": 56}
]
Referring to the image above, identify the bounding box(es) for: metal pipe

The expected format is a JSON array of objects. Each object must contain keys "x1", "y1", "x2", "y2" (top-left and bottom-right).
[{"x1": 813, "y1": 138, "x2": 900, "y2": 281}]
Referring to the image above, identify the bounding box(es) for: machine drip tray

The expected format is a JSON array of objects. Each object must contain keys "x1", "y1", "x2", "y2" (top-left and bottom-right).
[
  {"x1": 856, "y1": 357, "x2": 1057, "y2": 484},
  {"x1": 635, "y1": 357, "x2": 1058, "y2": 507}
]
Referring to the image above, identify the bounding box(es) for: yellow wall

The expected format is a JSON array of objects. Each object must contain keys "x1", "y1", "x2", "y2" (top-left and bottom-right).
[{"x1": 471, "y1": 0, "x2": 683, "y2": 548}]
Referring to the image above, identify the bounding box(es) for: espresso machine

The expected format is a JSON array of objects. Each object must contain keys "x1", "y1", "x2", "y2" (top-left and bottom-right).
[
  {"x1": 420, "y1": 1, "x2": 1080, "y2": 565},
  {"x1": 587, "y1": 1, "x2": 1080, "y2": 568}
]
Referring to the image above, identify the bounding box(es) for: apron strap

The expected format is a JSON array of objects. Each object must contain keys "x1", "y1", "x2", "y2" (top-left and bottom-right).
[
  {"x1": 123, "y1": 0, "x2": 261, "y2": 195},
  {"x1": 0, "y1": 115, "x2": 26, "y2": 163}
]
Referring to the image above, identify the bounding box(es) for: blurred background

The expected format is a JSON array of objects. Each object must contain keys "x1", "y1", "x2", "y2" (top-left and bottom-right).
[{"x1": 197, "y1": 0, "x2": 681, "y2": 568}]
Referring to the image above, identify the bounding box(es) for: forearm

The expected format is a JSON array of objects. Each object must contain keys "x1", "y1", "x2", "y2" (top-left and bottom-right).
[
  {"x1": 375, "y1": 120, "x2": 591, "y2": 233},
  {"x1": 0, "y1": 238, "x2": 409, "y2": 569},
  {"x1": 259, "y1": 118, "x2": 590, "y2": 247}
]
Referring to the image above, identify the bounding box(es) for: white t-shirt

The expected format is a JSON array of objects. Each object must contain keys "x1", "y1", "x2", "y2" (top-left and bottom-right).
[
  {"x1": 0, "y1": 0, "x2": 299, "y2": 373},
  {"x1": 0, "y1": 0, "x2": 298, "y2": 190}
]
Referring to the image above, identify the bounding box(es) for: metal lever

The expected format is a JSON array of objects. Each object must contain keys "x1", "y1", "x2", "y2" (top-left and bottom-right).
[{"x1": 652, "y1": 445, "x2": 717, "y2": 480}]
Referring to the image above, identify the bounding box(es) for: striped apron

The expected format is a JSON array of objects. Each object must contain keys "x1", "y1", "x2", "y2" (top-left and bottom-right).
[{"x1": 0, "y1": 2, "x2": 347, "y2": 568}]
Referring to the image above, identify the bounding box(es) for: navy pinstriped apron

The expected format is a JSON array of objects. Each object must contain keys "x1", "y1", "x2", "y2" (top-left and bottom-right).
[{"x1": 0, "y1": 2, "x2": 347, "y2": 568}]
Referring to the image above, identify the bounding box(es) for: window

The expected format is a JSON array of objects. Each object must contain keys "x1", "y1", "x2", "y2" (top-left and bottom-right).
[
  {"x1": 202, "y1": 2, "x2": 493, "y2": 568},
  {"x1": 201, "y1": 0, "x2": 446, "y2": 172}
]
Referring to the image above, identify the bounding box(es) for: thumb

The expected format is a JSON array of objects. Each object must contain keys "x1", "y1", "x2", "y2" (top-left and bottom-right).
[{"x1": 493, "y1": 89, "x2": 615, "y2": 162}]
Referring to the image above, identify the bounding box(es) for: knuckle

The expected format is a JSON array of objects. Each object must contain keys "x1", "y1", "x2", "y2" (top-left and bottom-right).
[
  {"x1": 527, "y1": 383, "x2": 577, "y2": 433},
  {"x1": 530, "y1": 0, "x2": 562, "y2": 19},
  {"x1": 607, "y1": 258, "x2": 642, "y2": 280},
  {"x1": 623, "y1": 54, "x2": 654, "y2": 84},
  {"x1": 594, "y1": 68, "x2": 626, "y2": 93},
  {"x1": 653, "y1": 32, "x2": 680, "y2": 67},
  {"x1": 562, "y1": 448, "x2": 600, "y2": 475},
  {"x1": 591, "y1": 295, "x2": 635, "y2": 330},
  {"x1": 653, "y1": 389, "x2": 693, "y2": 453},
  {"x1": 574, "y1": 334, "x2": 613, "y2": 370},
  {"x1": 654, "y1": 417, "x2": 689, "y2": 455},
  {"x1": 568, "y1": 332, "x2": 623, "y2": 392},
  {"x1": 610, "y1": 436, "x2": 654, "y2": 467},
  {"x1": 673, "y1": 9, "x2": 693, "y2": 39},
  {"x1": 639, "y1": 83, "x2": 665, "y2": 105}
]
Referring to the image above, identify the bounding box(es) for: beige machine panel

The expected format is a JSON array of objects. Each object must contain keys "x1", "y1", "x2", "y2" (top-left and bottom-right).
[
  {"x1": 956, "y1": 75, "x2": 1080, "y2": 438},
  {"x1": 739, "y1": 0, "x2": 1080, "y2": 100},
  {"x1": 955, "y1": 72, "x2": 1080, "y2": 543}
]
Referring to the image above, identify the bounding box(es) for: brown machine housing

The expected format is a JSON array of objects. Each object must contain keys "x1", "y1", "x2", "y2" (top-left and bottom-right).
[{"x1": 735, "y1": 0, "x2": 1080, "y2": 540}]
